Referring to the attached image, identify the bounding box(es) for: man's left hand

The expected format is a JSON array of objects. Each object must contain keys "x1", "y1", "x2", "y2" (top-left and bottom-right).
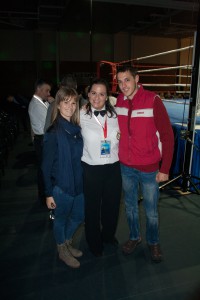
[{"x1": 156, "y1": 172, "x2": 169, "y2": 183}]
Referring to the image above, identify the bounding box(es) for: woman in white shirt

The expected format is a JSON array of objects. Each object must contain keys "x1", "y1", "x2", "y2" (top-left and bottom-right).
[{"x1": 80, "y1": 78, "x2": 122, "y2": 257}]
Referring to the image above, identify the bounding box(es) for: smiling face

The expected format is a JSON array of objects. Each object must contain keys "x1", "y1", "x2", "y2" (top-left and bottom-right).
[
  {"x1": 88, "y1": 83, "x2": 107, "y2": 110},
  {"x1": 58, "y1": 97, "x2": 77, "y2": 121},
  {"x1": 117, "y1": 70, "x2": 139, "y2": 99}
]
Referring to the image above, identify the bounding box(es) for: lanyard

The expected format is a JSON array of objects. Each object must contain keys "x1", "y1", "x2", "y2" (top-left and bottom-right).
[{"x1": 93, "y1": 115, "x2": 107, "y2": 139}]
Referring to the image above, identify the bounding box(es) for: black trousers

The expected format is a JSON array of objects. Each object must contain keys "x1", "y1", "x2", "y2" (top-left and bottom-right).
[
  {"x1": 33, "y1": 135, "x2": 45, "y2": 205},
  {"x1": 82, "y1": 161, "x2": 122, "y2": 253}
]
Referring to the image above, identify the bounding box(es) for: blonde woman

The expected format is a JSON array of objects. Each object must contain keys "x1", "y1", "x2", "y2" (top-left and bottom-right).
[{"x1": 42, "y1": 87, "x2": 84, "y2": 268}]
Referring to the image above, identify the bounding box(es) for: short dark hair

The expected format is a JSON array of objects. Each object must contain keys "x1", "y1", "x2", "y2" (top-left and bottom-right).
[
  {"x1": 59, "y1": 74, "x2": 77, "y2": 89},
  {"x1": 117, "y1": 65, "x2": 138, "y2": 77},
  {"x1": 34, "y1": 79, "x2": 51, "y2": 91}
]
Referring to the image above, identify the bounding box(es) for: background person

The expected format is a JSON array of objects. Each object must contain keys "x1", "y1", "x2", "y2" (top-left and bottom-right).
[
  {"x1": 42, "y1": 87, "x2": 84, "y2": 268},
  {"x1": 78, "y1": 85, "x2": 89, "y2": 110},
  {"x1": 44, "y1": 74, "x2": 78, "y2": 132},
  {"x1": 116, "y1": 65, "x2": 174, "y2": 262},
  {"x1": 2, "y1": 94, "x2": 29, "y2": 133},
  {"x1": 28, "y1": 79, "x2": 52, "y2": 206},
  {"x1": 80, "y1": 78, "x2": 122, "y2": 257}
]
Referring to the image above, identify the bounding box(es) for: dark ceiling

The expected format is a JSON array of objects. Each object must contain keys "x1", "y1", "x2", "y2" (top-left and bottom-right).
[{"x1": 0, "y1": 0, "x2": 199, "y2": 38}]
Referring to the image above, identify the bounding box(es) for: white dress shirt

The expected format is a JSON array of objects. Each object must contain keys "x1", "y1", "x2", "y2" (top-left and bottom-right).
[{"x1": 80, "y1": 109, "x2": 120, "y2": 165}]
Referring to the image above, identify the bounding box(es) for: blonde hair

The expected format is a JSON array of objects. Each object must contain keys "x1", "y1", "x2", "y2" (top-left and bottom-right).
[{"x1": 51, "y1": 87, "x2": 80, "y2": 125}]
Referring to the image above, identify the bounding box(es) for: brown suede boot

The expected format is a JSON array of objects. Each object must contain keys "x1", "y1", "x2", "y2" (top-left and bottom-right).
[
  {"x1": 57, "y1": 243, "x2": 80, "y2": 268},
  {"x1": 65, "y1": 239, "x2": 83, "y2": 258}
]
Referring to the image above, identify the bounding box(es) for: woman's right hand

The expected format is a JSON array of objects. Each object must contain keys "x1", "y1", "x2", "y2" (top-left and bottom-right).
[{"x1": 46, "y1": 197, "x2": 56, "y2": 209}]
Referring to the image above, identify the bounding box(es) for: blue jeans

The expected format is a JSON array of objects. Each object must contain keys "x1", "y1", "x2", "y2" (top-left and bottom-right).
[
  {"x1": 53, "y1": 186, "x2": 84, "y2": 245},
  {"x1": 120, "y1": 164, "x2": 160, "y2": 245}
]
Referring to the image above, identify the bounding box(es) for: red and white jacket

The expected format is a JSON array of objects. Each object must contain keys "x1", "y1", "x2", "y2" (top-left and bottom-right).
[{"x1": 115, "y1": 85, "x2": 174, "y2": 174}]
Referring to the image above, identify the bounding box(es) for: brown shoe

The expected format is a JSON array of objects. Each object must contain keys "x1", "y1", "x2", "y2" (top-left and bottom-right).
[
  {"x1": 122, "y1": 238, "x2": 142, "y2": 255},
  {"x1": 57, "y1": 243, "x2": 80, "y2": 268},
  {"x1": 65, "y1": 240, "x2": 83, "y2": 258},
  {"x1": 149, "y1": 244, "x2": 163, "y2": 262}
]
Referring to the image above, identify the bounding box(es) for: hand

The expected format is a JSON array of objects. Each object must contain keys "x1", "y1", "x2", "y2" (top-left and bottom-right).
[
  {"x1": 47, "y1": 96, "x2": 55, "y2": 103},
  {"x1": 46, "y1": 197, "x2": 56, "y2": 209},
  {"x1": 156, "y1": 172, "x2": 169, "y2": 183}
]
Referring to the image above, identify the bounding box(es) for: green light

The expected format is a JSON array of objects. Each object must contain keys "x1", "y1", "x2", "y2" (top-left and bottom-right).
[
  {"x1": 76, "y1": 32, "x2": 84, "y2": 38},
  {"x1": 60, "y1": 32, "x2": 68, "y2": 41},
  {"x1": 104, "y1": 45, "x2": 111, "y2": 54},
  {"x1": 43, "y1": 62, "x2": 53, "y2": 69}
]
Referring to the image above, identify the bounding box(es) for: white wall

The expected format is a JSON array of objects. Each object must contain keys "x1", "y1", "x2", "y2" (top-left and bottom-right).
[
  {"x1": 0, "y1": 29, "x2": 194, "y2": 66},
  {"x1": 92, "y1": 33, "x2": 113, "y2": 61},
  {"x1": 0, "y1": 29, "x2": 195, "y2": 96},
  {"x1": 180, "y1": 37, "x2": 194, "y2": 66},
  {"x1": 131, "y1": 36, "x2": 179, "y2": 65},
  {"x1": 114, "y1": 32, "x2": 131, "y2": 62}
]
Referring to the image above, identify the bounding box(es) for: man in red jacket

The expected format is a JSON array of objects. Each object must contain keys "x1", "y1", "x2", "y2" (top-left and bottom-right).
[{"x1": 116, "y1": 65, "x2": 174, "y2": 262}]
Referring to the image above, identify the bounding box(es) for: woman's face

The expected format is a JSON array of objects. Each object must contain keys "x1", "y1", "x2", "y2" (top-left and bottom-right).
[
  {"x1": 88, "y1": 84, "x2": 107, "y2": 110},
  {"x1": 58, "y1": 97, "x2": 76, "y2": 121}
]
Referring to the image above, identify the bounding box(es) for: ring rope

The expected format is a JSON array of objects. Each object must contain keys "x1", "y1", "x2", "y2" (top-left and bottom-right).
[
  {"x1": 118, "y1": 45, "x2": 194, "y2": 64},
  {"x1": 143, "y1": 83, "x2": 190, "y2": 87},
  {"x1": 138, "y1": 65, "x2": 192, "y2": 73}
]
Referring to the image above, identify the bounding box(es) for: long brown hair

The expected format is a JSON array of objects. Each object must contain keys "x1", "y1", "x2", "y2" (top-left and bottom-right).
[{"x1": 51, "y1": 87, "x2": 80, "y2": 125}]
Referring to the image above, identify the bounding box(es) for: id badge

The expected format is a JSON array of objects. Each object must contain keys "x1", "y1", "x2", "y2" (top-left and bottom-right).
[{"x1": 100, "y1": 140, "x2": 111, "y2": 158}]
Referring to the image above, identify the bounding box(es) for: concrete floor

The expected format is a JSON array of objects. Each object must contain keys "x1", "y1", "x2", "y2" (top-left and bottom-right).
[{"x1": 0, "y1": 133, "x2": 200, "y2": 300}]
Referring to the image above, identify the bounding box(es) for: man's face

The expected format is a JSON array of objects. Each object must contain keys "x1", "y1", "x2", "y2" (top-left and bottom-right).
[
  {"x1": 37, "y1": 84, "x2": 51, "y2": 100},
  {"x1": 117, "y1": 71, "x2": 139, "y2": 99}
]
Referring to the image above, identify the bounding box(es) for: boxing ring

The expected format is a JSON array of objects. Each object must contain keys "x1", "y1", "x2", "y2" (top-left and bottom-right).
[
  {"x1": 97, "y1": 44, "x2": 200, "y2": 191},
  {"x1": 163, "y1": 99, "x2": 200, "y2": 190}
]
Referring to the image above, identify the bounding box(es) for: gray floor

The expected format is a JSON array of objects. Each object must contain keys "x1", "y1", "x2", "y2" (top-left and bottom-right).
[{"x1": 0, "y1": 133, "x2": 200, "y2": 300}]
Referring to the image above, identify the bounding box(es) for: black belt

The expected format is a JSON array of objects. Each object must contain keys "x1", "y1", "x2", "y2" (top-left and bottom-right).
[{"x1": 34, "y1": 134, "x2": 44, "y2": 138}]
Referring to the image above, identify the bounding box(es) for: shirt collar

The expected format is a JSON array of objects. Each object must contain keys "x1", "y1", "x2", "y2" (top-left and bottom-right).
[
  {"x1": 33, "y1": 94, "x2": 43, "y2": 101},
  {"x1": 33, "y1": 94, "x2": 48, "y2": 107},
  {"x1": 91, "y1": 105, "x2": 106, "y2": 112}
]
